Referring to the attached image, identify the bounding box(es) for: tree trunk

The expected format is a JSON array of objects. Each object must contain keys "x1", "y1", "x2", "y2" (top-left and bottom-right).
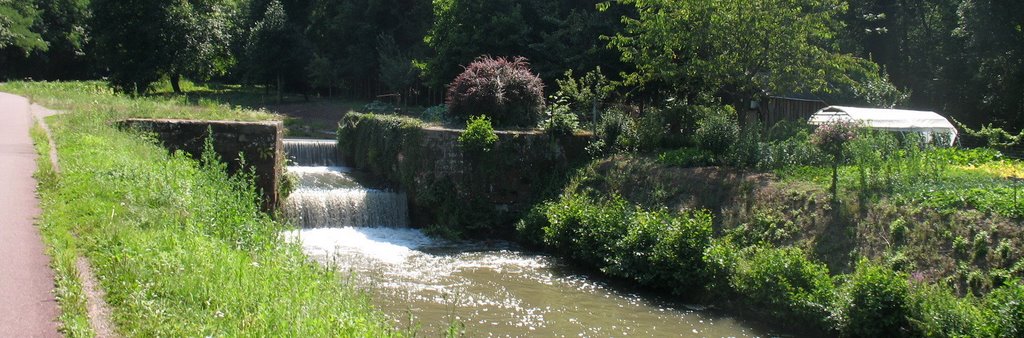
[
  {"x1": 831, "y1": 163, "x2": 839, "y2": 200},
  {"x1": 170, "y1": 73, "x2": 182, "y2": 94},
  {"x1": 276, "y1": 74, "x2": 283, "y2": 104}
]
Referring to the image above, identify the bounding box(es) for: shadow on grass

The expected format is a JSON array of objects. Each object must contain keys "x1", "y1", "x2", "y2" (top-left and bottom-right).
[{"x1": 148, "y1": 83, "x2": 370, "y2": 137}]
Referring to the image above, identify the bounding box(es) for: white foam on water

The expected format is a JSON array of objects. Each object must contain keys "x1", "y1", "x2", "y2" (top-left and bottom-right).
[
  {"x1": 286, "y1": 166, "x2": 352, "y2": 174},
  {"x1": 286, "y1": 227, "x2": 434, "y2": 264}
]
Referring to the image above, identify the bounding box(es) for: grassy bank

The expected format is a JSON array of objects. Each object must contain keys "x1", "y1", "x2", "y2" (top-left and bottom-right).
[
  {"x1": 516, "y1": 148, "x2": 1024, "y2": 336},
  {"x1": 4, "y1": 81, "x2": 397, "y2": 336}
]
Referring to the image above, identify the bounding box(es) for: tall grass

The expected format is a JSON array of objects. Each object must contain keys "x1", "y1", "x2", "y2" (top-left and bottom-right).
[{"x1": 9, "y1": 81, "x2": 399, "y2": 336}]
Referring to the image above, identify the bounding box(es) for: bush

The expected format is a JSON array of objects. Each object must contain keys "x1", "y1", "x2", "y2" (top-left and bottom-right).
[
  {"x1": 446, "y1": 56, "x2": 545, "y2": 127},
  {"x1": 731, "y1": 247, "x2": 835, "y2": 330},
  {"x1": 420, "y1": 104, "x2": 446, "y2": 123},
  {"x1": 598, "y1": 108, "x2": 632, "y2": 151},
  {"x1": 459, "y1": 115, "x2": 499, "y2": 154},
  {"x1": 531, "y1": 193, "x2": 713, "y2": 294},
  {"x1": 554, "y1": 68, "x2": 611, "y2": 123},
  {"x1": 693, "y1": 105, "x2": 739, "y2": 156},
  {"x1": 540, "y1": 96, "x2": 579, "y2": 136},
  {"x1": 982, "y1": 280, "x2": 1024, "y2": 337},
  {"x1": 608, "y1": 208, "x2": 713, "y2": 294},
  {"x1": 839, "y1": 260, "x2": 912, "y2": 337},
  {"x1": 908, "y1": 284, "x2": 983, "y2": 337},
  {"x1": 757, "y1": 127, "x2": 823, "y2": 170},
  {"x1": 541, "y1": 194, "x2": 631, "y2": 266}
]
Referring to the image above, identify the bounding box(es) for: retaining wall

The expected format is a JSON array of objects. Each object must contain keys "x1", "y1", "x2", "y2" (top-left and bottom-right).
[
  {"x1": 118, "y1": 118, "x2": 284, "y2": 210},
  {"x1": 337, "y1": 112, "x2": 590, "y2": 236}
]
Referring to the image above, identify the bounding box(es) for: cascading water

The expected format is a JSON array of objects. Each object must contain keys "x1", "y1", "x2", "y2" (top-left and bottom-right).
[
  {"x1": 281, "y1": 138, "x2": 779, "y2": 336},
  {"x1": 285, "y1": 138, "x2": 341, "y2": 166},
  {"x1": 282, "y1": 139, "x2": 408, "y2": 229}
]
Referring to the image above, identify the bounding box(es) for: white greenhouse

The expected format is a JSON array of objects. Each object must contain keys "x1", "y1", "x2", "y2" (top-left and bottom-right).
[{"x1": 807, "y1": 105, "x2": 958, "y2": 146}]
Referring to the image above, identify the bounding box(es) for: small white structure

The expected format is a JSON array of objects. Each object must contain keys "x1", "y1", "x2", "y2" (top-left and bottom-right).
[{"x1": 808, "y1": 105, "x2": 958, "y2": 146}]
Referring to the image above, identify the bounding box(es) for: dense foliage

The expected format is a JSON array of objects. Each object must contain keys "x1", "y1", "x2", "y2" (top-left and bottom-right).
[
  {"x1": 458, "y1": 115, "x2": 498, "y2": 153},
  {"x1": 445, "y1": 56, "x2": 545, "y2": 127},
  {"x1": 517, "y1": 194, "x2": 713, "y2": 294},
  {"x1": 2, "y1": 0, "x2": 1022, "y2": 134},
  {"x1": 89, "y1": 0, "x2": 235, "y2": 94}
]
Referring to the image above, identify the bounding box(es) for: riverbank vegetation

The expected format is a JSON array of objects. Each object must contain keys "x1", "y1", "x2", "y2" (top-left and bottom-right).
[
  {"x1": 4, "y1": 82, "x2": 399, "y2": 336},
  {"x1": 511, "y1": 108, "x2": 1024, "y2": 335}
]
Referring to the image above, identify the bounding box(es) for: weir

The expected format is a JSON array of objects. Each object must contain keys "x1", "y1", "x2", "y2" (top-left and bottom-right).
[
  {"x1": 284, "y1": 138, "x2": 341, "y2": 166},
  {"x1": 282, "y1": 138, "x2": 408, "y2": 228},
  {"x1": 281, "y1": 138, "x2": 776, "y2": 336}
]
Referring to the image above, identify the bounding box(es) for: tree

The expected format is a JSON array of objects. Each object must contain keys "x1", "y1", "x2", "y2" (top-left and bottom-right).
[
  {"x1": 608, "y1": 0, "x2": 888, "y2": 108},
  {"x1": 91, "y1": 0, "x2": 234, "y2": 94},
  {"x1": 24, "y1": 0, "x2": 92, "y2": 79},
  {"x1": 811, "y1": 120, "x2": 858, "y2": 199},
  {"x1": 377, "y1": 33, "x2": 419, "y2": 104},
  {"x1": 164, "y1": 0, "x2": 234, "y2": 93},
  {"x1": 1, "y1": 0, "x2": 94, "y2": 80},
  {"x1": 955, "y1": 0, "x2": 1024, "y2": 128},
  {"x1": 244, "y1": 0, "x2": 311, "y2": 102},
  {"x1": 305, "y1": 0, "x2": 432, "y2": 98},
  {"x1": 0, "y1": 0, "x2": 45, "y2": 55},
  {"x1": 427, "y1": 0, "x2": 629, "y2": 90}
]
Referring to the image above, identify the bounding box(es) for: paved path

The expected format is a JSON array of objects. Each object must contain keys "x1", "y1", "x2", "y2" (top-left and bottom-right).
[{"x1": 0, "y1": 92, "x2": 60, "y2": 337}]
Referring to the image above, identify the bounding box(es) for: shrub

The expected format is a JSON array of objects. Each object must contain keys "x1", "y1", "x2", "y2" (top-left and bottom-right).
[
  {"x1": 541, "y1": 194, "x2": 631, "y2": 266},
  {"x1": 693, "y1": 105, "x2": 739, "y2": 156},
  {"x1": 608, "y1": 208, "x2": 713, "y2": 294},
  {"x1": 420, "y1": 104, "x2": 446, "y2": 123},
  {"x1": 702, "y1": 239, "x2": 742, "y2": 296},
  {"x1": 982, "y1": 280, "x2": 1024, "y2": 337},
  {"x1": 728, "y1": 122, "x2": 762, "y2": 168},
  {"x1": 839, "y1": 260, "x2": 912, "y2": 337},
  {"x1": 533, "y1": 193, "x2": 713, "y2": 294},
  {"x1": 554, "y1": 68, "x2": 611, "y2": 123},
  {"x1": 446, "y1": 56, "x2": 545, "y2": 127},
  {"x1": 730, "y1": 247, "x2": 835, "y2": 331},
  {"x1": 540, "y1": 96, "x2": 579, "y2": 136},
  {"x1": 757, "y1": 127, "x2": 823, "y2": 170},
  {"x1": 632, "y1": 110, "x2": 669, "y2": 151},
  {"x1": 459, "y1": 115, "x2": 498, "y2": 154},
  {"x1": 514, "y1": 203, "x2": 550, "y2": 248},
  {"x1": 908, "y1": 284, "x2": 983, "y2": 337}
]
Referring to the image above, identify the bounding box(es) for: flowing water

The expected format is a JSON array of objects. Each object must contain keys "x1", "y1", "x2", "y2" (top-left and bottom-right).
[{"x1": 282, "y1": 139, "x2": 781, "y2": 337}]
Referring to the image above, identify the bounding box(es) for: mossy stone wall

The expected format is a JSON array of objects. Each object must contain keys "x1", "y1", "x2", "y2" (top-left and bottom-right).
[{"x1": 338, "y1": 112, "x2": 589, "y2": 236}]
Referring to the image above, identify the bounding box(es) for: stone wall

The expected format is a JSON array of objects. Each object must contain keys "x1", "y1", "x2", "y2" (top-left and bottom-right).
[
  {"x1": 337, "y1": 113, "x2": 590, "y2": 236},
  {"x1": 118, "y1": 118, "x2": 284, "y2": 210}
]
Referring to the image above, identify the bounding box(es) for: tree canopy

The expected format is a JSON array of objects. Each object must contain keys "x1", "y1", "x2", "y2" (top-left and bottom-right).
[
  {"x1": 3, "y1": 0, "x2": 1023, "y2": 132},
  {"x1": 0, "y1": 0, "x2": 46, "y2": 54}
]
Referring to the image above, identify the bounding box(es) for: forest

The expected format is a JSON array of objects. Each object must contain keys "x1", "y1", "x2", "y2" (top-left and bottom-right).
[{"x1": 1, "y1": 0, "x2": 1022, "y2": 130}]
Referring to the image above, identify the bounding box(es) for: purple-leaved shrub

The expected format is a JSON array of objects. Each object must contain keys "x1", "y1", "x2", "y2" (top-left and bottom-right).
[{"x1": 446, "y1": 56, "x2": 545, "y2": 128}]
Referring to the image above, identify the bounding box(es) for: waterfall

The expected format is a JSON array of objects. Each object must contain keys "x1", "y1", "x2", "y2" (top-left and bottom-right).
[
  {"x1": 284, "y1": 139, "x2": 340, "y2": 166},
  {"x1": 282, "y1": 139, "x2": 409, "y2": 228},
  {"x1": 283, "y1": 186, "x2": 409, "y2": 228}
]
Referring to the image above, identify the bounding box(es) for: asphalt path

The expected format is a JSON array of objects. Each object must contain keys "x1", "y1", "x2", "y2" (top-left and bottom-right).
[{"x1": 0, "y1": 92, "x2": 60, "y2": 337}]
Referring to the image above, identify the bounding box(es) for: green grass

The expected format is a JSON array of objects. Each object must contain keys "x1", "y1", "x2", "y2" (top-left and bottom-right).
[
  {"x1": 8, "y1": 81, "x2": 401, "y2": 336},
  {"x1": 3, "y1": 81, "x2": 280, "y2": 122},
  {"x1": 30, "y1": 121, "x2": 95, "y2": 337}
]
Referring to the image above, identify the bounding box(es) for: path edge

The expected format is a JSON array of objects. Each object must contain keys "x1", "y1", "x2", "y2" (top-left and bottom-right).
[{"x1": 31, "y1": 101, "x2": 119, "y2": 338}]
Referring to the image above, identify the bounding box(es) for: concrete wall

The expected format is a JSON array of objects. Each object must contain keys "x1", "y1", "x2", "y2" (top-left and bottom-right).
[{"x1": 118, "y1": 118, "x2": 284, "y2": 210}]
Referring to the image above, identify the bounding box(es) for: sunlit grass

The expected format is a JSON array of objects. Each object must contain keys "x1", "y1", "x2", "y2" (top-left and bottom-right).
[{"x1": 11, "y1": 81, "x2": 402, "y2": 336}]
